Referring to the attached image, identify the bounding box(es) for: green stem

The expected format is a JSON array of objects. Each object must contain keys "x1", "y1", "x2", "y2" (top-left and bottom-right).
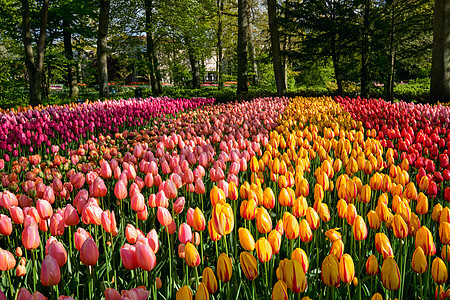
[
  {"x1": 346, "y1": 283, "x2": 352, "y2": 300},
  {"x1": 166, "y1": 228, "x2": 173, "y2": 298},
  {"x1": 32, "y1": 249, "x2": 37, "y2": 292},
  {"x1": 200, "y1": 231, "x2": 204, "y2": 269},
  {"x1": 7, "y1": 269, "x2": 13, "y2": 297},
  {"x1": 195, "y1": 266, "x2": 200, "y2": 288}
]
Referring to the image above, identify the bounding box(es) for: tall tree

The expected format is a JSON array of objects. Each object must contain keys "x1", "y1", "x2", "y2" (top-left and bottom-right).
[
  {"x1": 217, "y1": 0, "x2": 224, "y2": 89},
  {"x1": 360, "y1": 0, "x2": 370, "y2": 99},
  {"x1": 98, "y1": 0, "x2": 110, "y2": 99},
  {"x1": 268, "y1": 0, "x2": 285, "y2": 96},
  {"x1": 248, "y1": 0, "x2": 258, "y2": 86},
  {"x1": 237, "y1": 0, "x2": 249, "y2": 94},
  {"x1": 63, "y1": 18, "x2": 79, "y2": 99},
  {"x1": 431, "y1": 0, "x2": 450, "y2": 102},
  {"x1": 145, "y1": 0, "x2": 159, "y2": 95},
  {"x1": 21, "y1": 0, "x2": 50, "y2": 106}
]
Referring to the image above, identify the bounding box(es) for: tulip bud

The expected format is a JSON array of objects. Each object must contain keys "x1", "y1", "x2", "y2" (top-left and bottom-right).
[
  {"x1": 239, "y1": 228, "x2": 255, "y2": 251},
  {"x1": 176, "y1": 286, "x2": 193, "y2": 300},
  {"x1": 217, "y1": 253, "x2": 232, "y2": 282},
  {"x1": 380, "y1": 257, "x2": 400, "y2": 291},
  {"x1": 80, "y1": 237, "x2": 99, "y2": 266},
  {"x1": 412, "y1": 246, "x2": 427, "y2": 274},
  {"x1": 321, "y1": 254, "x2": 340, "y2": 287},
  {"x1": 240, "y1": 251, "x2": 258, "y2": 280},
  {"x1": 40, "y1": 255, "x2": 61, "y2": 286},
  {"x1": 202, "y1": 267, "x2": 218, "y2": 294},
  {"x1": 366, "y1": 255, "x2": 378, "y2": 276},
  {"x1": 185, "y1": 243, "x2": 201, "y2": 268},
  {"x1": 431, "y1": 257, "x2": 448, "y2": 284},
  {"x1": 272, "y1": 280, "x2": 288, "y2": 300}
]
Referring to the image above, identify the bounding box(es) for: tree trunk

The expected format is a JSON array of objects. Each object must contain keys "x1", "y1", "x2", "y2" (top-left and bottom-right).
[
  {"x1": 63, "y1": 18, "x2": 79, "y2": 99},
  {"x1": 430, "y1": 0, "x2": 450, "y2": 103},
  {"x1": 97, "y1": 0, "x2": 110, "y2": 99},
  {"x1": 187, "y1": 39, "x2": 201, "y2": 89},
  {"x1": 248, "y1": 22, "x2": 258, "y2": 86},
  {"x1": 21, "y1": 0, "x2": 49, "y2": 107},
  {"x1": 267, "y1": 0, "x2": 286, "y2": 96},
  {"x1": 360, "y1": 0, "x2": 370, "y2": 99},
  {"x1": 331, "y1": 32, "x2": 343, "y2": 95},
  {"x1": 217, "y1": 0, "x2": 224, "y2": 89},
  {"x1": 386, "y1": 1, "x2": 396, "y2": 102},
  {"x1": 145, "y1": 0, "x2": 161, "y2": 95},
  {"x1": 237, "y1": 0, "x2": 249, "y2": 95}
]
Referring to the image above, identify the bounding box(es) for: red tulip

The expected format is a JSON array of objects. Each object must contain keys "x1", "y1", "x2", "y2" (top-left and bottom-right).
[
  {"x1": 101, "y1": 210, "x2": 117, "y2": 233},
  {"x1": 136, "y1": 241, "x2": 157, "y2": 271},
  {"x1": 157, "y1": 207, "x2": 173, "y2": 226},
  {"x1": 41, "y1": 255, "x2": 61, "y2": 286},
  {"x1": 22, "y1": 224, "x2": 40, "y2": 250},
  {"x1": 0, "y1": 248, "x2": 15, "y2": 271},
  {"x1": 0, "y1": 214, "x2": 12, "y2": 235},
  {"x1": 63, "y1": 204, "x2": 79, "y2": 226},
  {"x1": 74, "y1": 227, "x2": 92, "y2": 251},
  {"x1": 120, "y1": 243, "x2": 139, "y2": 270},
  {"x1": 80, "y1": 237, "x2": 99, "y2": 266}
]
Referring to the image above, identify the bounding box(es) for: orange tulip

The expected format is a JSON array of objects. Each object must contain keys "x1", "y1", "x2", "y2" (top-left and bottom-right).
[
  {"x1": 217, "y1": 253, "x2": 232, "y2": 282},
  {"x1": 239, "y1": 228, "x2": 255, "y2": 251},
  {"x1": 431, "y1": 257, "x2": 448, "y2": 284},
  {"x1": 367, "y1": 210, "x2": 381, "y2": 230},
  {"x1": 256, "y1": 207, "x2": 272, "y2": 234},
  {"x1": 380, "y1": 257, "x2": 400, "y2": 291},
  {"x1": 255, "y1": 237, "x2": 272, "y2": 263},
  {"x1": 346, "y1": 204, "x2": 357, "y2": 226},
  {"x1": 284, "y1": 259, "x2": 307, "y2": 293},
  {"x1": 211, "y1": 203, "x2": 234, "y2": 236},
  {"x1": 412, "y1": 246, "x2": 427, "y2": 274},
  {"x1": 176, "y1": 285, "x2": 193, "y2": 300},
  {"x1": 264, "y1": 230, "x2": 280, "y2": 255},
  {"x1": 336, "y1": 199, "x2": 347, "y2": 219},
  {"x1": 305, "y1": 207, "x2": 320, "y2": 230},
  {"x1": 321, "y1": 254, "x2": 340, "y2": 287},
  {"x1": 291, "y1": 248, "x2": 309, "y2": 273},
  {"x1": 195, "y1": 283, "x2": 209, "y2": 300},
  {"x1": 366, "y1": 255, "x2": 378, "y2": 276},
  {"x1": 392, "y1": 214, "x2": 408, "y2": 239},
  {"x1": 263, "y1": 187, "x2": 275, "y2": 209},
  {"x1": 299, "y1": 219, "x2": 313, "y2": 243},
  {"x1": 207, "y1": 220, "x2": 221, "y2": 242},
  {"x1": 352, "y1": 216, "x2": 368, "y2": 241},
  {"x1": 272, "y1": 280, "x2": 288, "y2": 300},
  {"x1": 416, "y1": 192, "x2": 428, "y2": 215},
  {"x1": 415, "y1": 226, "x2": 436, "y2": 256},
  {"x1": 439, "y1": 222, "x2": 450, "y2": 245},
  {"x1": 202, "y1": 267, "x2": 218, "y2": 294},
  {"x1": 360, "y1": 184, "x2": 371, "y2": 203},
  {"x1": 240, "y1": 251, "x2": 258, "y2": 280},
  {"x1": 193, "y1": 208, "x2": 206, "y2": 232},
  {"x1": 228, "y1": 181, "x2": 238, "y2": 201},
  {"x1": 210, "y1": 186, "x2": 226, "y2": 206},
  {"x1": 330, "y1": 239, "x2": 344, "y2": 260},
  {"x1": 185, "y1": 243, "x2": 201, "y2": 268},
  {"x1": 339, "y1": 254, "x2": 355, "y2": 284},
  {"x1": 284, "y1": 214, "x2": 300, "y2": 240}
]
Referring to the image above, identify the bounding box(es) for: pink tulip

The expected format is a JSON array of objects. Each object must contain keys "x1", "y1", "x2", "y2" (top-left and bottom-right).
[
  {"x1": 178, "y1": 223, "x2": 193, "y2": 245},
  {"x1": 41, "y1": 255, "x2": 61, "y2": 286},
  {"x1": 136, "y1": 241, "x2": 157, "y2": 271},
  {"x1": 80, "y1": 237, "x2": 99, "y2": 266}
]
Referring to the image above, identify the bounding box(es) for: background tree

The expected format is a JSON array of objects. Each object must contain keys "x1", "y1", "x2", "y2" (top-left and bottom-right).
[
  {"x1": 97, "y1": 0, "x2": 110, "y2": 99},
  {"x1": 431, "y1": 0, "x2": 450, "y2": 102}
]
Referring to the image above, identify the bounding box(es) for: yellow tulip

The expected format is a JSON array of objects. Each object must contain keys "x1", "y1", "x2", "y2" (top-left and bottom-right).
[
  {"x1": 202, "y1": 267, "x2": 218, "y2": 294},
  {"x1": 431, "y1": 257, "x2": 448, "y2": 284},
  {"x1": 239, "y1": 252, "x2": 258, "y2": 280},
  {"x1": 238, "y1": 227, "x2": 255, "y2": 251},
  {"x1": 255, "y1": 237, "x2": 273, "y2": 263},
  {"x1": 339, "y1": 254, "x2": 355, "y2": 284},
  {"x1": 195, "y1": 283, "x2": 209, "y2": 300},
  {"x1": 380, "y1": 257, "x2": 400, "y2": 291},
  {"x1": 321, "y1": 254, "x2": 340, "y2": 287},
  {"x1": 217, "y1": 253, "x2": 232, "y2": 282},
  {"x1": 176, "y1": 285, "x2": 193, "y2": 300},
  {"x1": 412, "y1": 246, "x2": 427, "y2": 274},
  {"x1": 271, "y1": 280, "x2": 288, "y2": 300}
]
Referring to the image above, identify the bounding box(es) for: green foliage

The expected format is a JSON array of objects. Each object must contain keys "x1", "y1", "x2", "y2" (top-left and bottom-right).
[{"x1": 394, "y1": 78, "x2": 430, "y2": 102}]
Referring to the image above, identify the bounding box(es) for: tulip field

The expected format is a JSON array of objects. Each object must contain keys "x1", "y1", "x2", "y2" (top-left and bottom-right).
[{"x1": 2, "y1": 95, "x2": 450, "y2": 300}]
